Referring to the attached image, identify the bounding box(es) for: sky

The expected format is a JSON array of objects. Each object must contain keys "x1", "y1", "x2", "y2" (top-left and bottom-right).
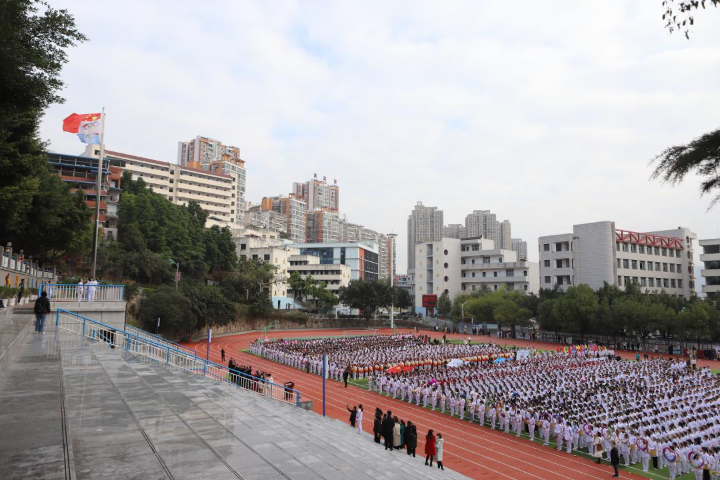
[{"x1": 40, "y1": 1, "x2": 720, "y2": 275}]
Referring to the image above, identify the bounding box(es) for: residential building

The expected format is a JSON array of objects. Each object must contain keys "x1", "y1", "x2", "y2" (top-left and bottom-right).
[
  {"x1": 407, "y1": 202, "x2": 444, "y2": 272},
  {"x1": 500, "y1": 220, "x2": 511, "y2": 251},
  {"x1": 340, "y1": 220, "x2": 363, "y2": 243},
  {"x1": 538, "y1": 221, "x2": 696, "y2": 298},
  {"x1": 396, "y1": 273, "x2": 414, "y2": 298},
  {"x1": 235, "y1": 243, "x2": 298, "y2": 309},
  {"x1": 463, "y1": 210, "x2": 515, "y2": 249},
  {"x1": 177, "y1": 136, "x2": 246, "y2": 224},
  {"x1": 292, "y1": 174, "x2": 339, "y2": 212},
  {"x1": 511, "y1": 238, "x2": 528, "y2": 261},
  {"x1": 306, "y1": 210, "x2": 341, "y2": 243},
  {"x1": 288, "y1": 241, "x2": 379, "y2": 280},
  {"x1": 413, "y1": 237, "x2": 539, "y2": 315},
  {"x1": 443, "y1": 224, "x2": 466, "y2": 239},
  {"x1": 106, "y1": 150, "x2": 238, "y2": 228},
  {"x1": 699, "y1": 238, "x2": 720, "y2": 298},
  {"x1": 261, "y1": 195, "x2": 307, "y2": 242},
  {"x1": 339, "y1": 219, "x2": 393, "y2": 279},
  {"x1": 244, "y1": 203, "x2": 287, "y2": 234},
  {"x1": 47, "y1": 152, "x2": 123, "y2": 239}
]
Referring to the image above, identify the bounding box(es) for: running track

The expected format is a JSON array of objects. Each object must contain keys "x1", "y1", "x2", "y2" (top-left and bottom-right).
[{"x1": 184, "y1": 328, "x2": 698, "y2": 480}]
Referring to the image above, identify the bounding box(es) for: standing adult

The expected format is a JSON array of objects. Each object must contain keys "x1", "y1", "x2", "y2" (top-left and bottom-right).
[
  {"x1": 76, "y1": 279, "x2": 84, "y2": 302},
  {"x1": 610, "y1": 441, "x2": 620, "y2": 478},
  {"x1": 343, "y1": 365, "x2": 351, "y2": 388},
  {"x1": 593, "y1": 433, "x2": 604, "y2": 464},
  {"x1": 373, "y1": 409, "x2": 382, "y2": 443},
  {"x1": 88, "y1": 278, "x2": 97, "y2": 302},
  {"x1": 221, "y1": 348, "x2": 226, "y2": 362},
  {"x1": 382, "y1": 411, "x2": 395, "y2": 451},
  {"x1": 34, "y1": 290, "x2": 51, "y2": 334},
  {"x1": 425, "y1": 429, "x2": 436, "y2": 467},
  {"x1": 405, "y1": 421, "x2": 417, "y2": 457},
  {"x1": 16, "y1": 279, "x2": 24, "y2": 303},
  {"x1": 346, "y1": 404, "x2": 357, "y2": 428},
  {"x1": 393, "y1": 417, "x2": 401, "y2": 450},
  {"x1": 356, "y1": 404, "x2": 363, "y2": 434},
  {"x1": 436, "y1": 433, "x2": 445, "y2": 470}
]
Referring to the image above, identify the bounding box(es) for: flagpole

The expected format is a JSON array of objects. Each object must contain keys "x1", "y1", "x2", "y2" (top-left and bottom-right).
[{"x1": 91, "y1": 108, "x2": 106, "y2": 279}]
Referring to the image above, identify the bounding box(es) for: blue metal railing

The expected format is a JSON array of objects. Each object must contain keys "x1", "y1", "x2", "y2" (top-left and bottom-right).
[
  {"x1": 40, "y1": 283, "x2": 125, "y2": 302},
  {"x1": 55, "y1": 309, "x2": 301, "y2": 406},
  {"x1": 125, "y1": 325, "x2": 196, "y2": 356}
]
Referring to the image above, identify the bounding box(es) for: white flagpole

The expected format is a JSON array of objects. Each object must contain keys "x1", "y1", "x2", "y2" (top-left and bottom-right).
[{"x1": 91, "y1": 108, "x2": 106, "y2": 279}]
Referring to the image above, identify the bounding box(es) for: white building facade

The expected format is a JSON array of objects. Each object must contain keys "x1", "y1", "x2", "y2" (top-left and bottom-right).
[
  {"x1": 413, "y1": 237, "x2": 539, "y2": 315},
  {"x1": 539, "y1": 221, "x2": 697, "y2": 298},
  {"x1": 407, "y1": 202, "x2": 444, "y2": 273},
  {"x1": 699, "y1": 238, "x2": 720, "y2": 298}
]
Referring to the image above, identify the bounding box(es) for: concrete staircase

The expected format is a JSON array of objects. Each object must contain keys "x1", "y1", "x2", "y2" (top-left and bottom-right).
[{"x1": 0, "y1": 309, "x2": 467, "y2": 480}]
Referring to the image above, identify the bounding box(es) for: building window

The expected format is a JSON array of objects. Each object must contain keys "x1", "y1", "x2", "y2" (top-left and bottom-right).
[
  {"x1": 544, "y1": 244, "x2": 550, "y2": 251},
  {"x1": 640, "y1": 277, "x2": 647, "y2": 287},
  {"x1": 623, "y1": 259, "x2": 629, "y2": 269},
  {"x1": 545, "y1": 276, "x2": 551, "y2": 284},
  {"x1": 663, "y1": 278, "x2": 669, "y2": 288},
  {"x1": 462, "y1": 272, "x2": 466, "y2": 278},
  {"x1": 616, "y1": 242, "x2": 620, "y2": 251},
  {"x1": 678, "y1": 279, "x2": 683, "y2": 289},
  {"x1": 631, "y1": 260, "x2": 638, "y2": 269},
  {"x1": 544, "y1": 260, "x2": 550, "y2": 267},
  {"x1": 498, "y1": 257, "x2": 503, "y2": 263},
  {"x1": 630, "y1": 244, "x2": 637, "y2": 253},
  {"x1": 444, "y1": 249, "x2": 448, "y2": 255},
  {"x1": 523, "y1": 270, "x2": 527, "y2": 277},
  {"x1": 639, "y1": 261, "x2": 645, "y2": 270},
  {"x1": 622, "y1": 243, "x2": 629, "y2": 252},
  {"x1": 655, "y1": 262, "x2": 661, "y2": 271},
  {"x1": 444, "y1": 262, "x2": 449, "y2": 268},
  {"x1": 671, "y1": 279, "x2": 676, "y2": 288},
  {"x1": 471, "y1": 285, "x2": 476, "y2": 291},
  {"x1": 523, "y1": 285, "x2": 528, "y2": 291},
  {"x1": 617, "y1": 258, "x2": 621, "y2": 268},
  {"x1": 263, "y1": 254, "x2": 270, "y2": 261},
  {"x1": 649, "y1": 278, "x2": 654, "y2": 287},
  {"x1": 493, "y1": 272, "x2": 498, "y2": 277},
  {"x1": 506, "y1": 269, "x2": 514, "y2": 277},
  {"x1": 669, "y1": 264, "x2": 675, "y2": 273},
  {"x1": 654, "y1": 247, "x2": 660, "y2": 255},
  {"x1": 461, "y1": 259, "x2": 466, "y2": 265},
  {"x1": 624, "y1": 276, "x2": 631, "y2": 286},
  {"x1": 493, "y1": 285, "x2": 498, "y2": 291},
  {"x1": 663, "y1": 263, "x2": 668, "y2": 272},
  {"x1": 482, "y1": 272, "x2": 486, "y2": 277},
  {"x1": 471, "y1": 259, "x2": 475, "y2": 265},
  {"x1": 240, "y1": 244, "x2": 246, "y2": 250},
  {"x1": 668, "y1": 249, "x2": 674, "y2": 257},
  {"x1": 639, "y1": 245, "x2": 645, "y2": 254},
  {"x1": 471, "y1": 272, "x2": 475, "y2": 278},
  {"x1": 662, "y1": 248, "x2": 667, "y2": 256}
]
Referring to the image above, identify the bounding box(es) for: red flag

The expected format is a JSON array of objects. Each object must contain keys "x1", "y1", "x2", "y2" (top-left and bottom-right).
[{"x1": 63, "y1": 113, "x2": 101, "y2": 133}]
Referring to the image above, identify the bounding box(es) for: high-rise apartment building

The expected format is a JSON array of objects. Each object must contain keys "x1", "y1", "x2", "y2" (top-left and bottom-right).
[
  {"x1": 244, "y1": 203, "x2": 287, "y2": 234},
  {"x1": 443, "y1": 224, "x2": 466, "y2": 239},
  {"x1": 339, "y1": 219, "x2": 393, "y2": 279},
  {"x1": 699, "y1": 238, "x2": 720, "y2": 298},
  {"x1": 511, "y1": 238, "x2": 528, "y2": 261},
  {"x1": 340, "y1": 220, "x2": 363, "y2": 243},
  {"x1": 306, "y1": 210, "x2": 341, "y2": 244},
  {"x1": 463, "y1": 210, "x2": 514, "y2": 249},
  {"x1": 107, "y1": 150, "x2": 238, "y2": 228},
  {"x1": 292, "y1": 174, "x2": 339, "y2": 212},
  {"x1": 177, "y1": 136, "x2": 246, "y2": 224},
  {"x1": 500, "y1": 220, "x2": 511, "y2": 251},
  {"x1": 539, "y1": 221, "x2": 697, "y2": 298},
  {"x1": 407, "y1": 202, "x2": 444, "y2": 272},
  {"x1": 260, "y1": 195, "x2": 307, "y2": 242}
]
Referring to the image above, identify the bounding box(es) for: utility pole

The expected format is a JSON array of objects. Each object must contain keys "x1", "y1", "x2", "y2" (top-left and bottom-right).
[{"x1": 91, "y1": 108, "x2": 106, "y2": 279}]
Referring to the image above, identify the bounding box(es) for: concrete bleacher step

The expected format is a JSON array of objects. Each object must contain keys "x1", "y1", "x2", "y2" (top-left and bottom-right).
[
  {"x1": 0, "y1": 319, "x2": 468, "y2": 480},
  {"x1": 117, "y1": 353, "x2": 467, "y2": 480}
]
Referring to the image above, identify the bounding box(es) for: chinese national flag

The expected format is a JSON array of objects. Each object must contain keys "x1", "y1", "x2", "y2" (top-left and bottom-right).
[{"x1": 63, "y1": 113, "x2": 102, "y2": 132}]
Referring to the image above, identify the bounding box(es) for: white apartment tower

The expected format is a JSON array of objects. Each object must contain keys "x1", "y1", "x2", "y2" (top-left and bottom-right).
[
  {"x1": 407, "y1": 202, "x2": 444, "y2": 272},
  {"x1": 511, "y1": 238, "x2": 528, "y2": 261},
  {"x1": 539, "y1": 221, "x2": 697, "y2": 299},
  {"x1": 464, "y1": 210, "x2": 513, "y2": 249},
  {"x1": 292, "y1": 174, "x2": 340, "y2": 213},
  {"x1": 177, "y1": 136, "x2": 246, "y2": 224},
  {"x1": 443, "y1": 224, "x2": 466, "y2": 239}
]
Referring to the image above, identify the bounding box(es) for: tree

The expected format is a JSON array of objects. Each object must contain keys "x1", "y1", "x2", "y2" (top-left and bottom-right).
[
  {"x1": 288, "y1": 271, "x2": 316, "y2": 305},
  {"x1": 180, "y1": 279, "x2": 236, "y2": 328},
  {"x1": 338, "y1": 279, "x2": 393, "y2": 320},
  {"x1": 661, "y1": 0, "x2": 719, "y2": 39},
  {"x1": 0, "y1": 0, "x2": 88, "y2": 256},
  {"x1": 494, "y1": 298, "x2": 532, "y2": 337},
  {"x1": 308, "y1": 282, "x2": 339, "y2": 313},
  {"x1": 203, "y1": 225, "x2": 237, "y2": 273},
  {"x1": 219, "y1": 258, "x2": 277, "y2": 315},
  {"x1": 140, "y1": 287, "x2": 196, "y2": 341},
  {"x1": 437, "y1": 292, "x2": 452, "y2": 318},
  {"x1": 551, "y1": 285, "x2": 598, "y2": 341},
  {"x1": 651, "y1": 128, "x2": 720, "y2": 208},
  {"x1": 393, "y1": 287, "x2": 413, "y2": 312}
]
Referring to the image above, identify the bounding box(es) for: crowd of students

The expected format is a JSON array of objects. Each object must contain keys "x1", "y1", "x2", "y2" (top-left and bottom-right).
[{"x1": 253, "y1": 333, "x2": 719, "y2": 479}]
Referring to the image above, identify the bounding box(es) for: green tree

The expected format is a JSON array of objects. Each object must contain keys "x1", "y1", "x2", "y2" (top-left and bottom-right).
[
  {"x1": 494, "y1": 297, "x2": 532, "y2": 337},
  {"x1": 308, "y1": 282, "x2": 339, "y2": 313},
  {"x1": 203, "y1": 225, "x2": 237, "y2": 273},
  {"x1": 437, "y1": 291, "x2": 452, "y2": 318},
  {"x1": 180, "y1": 279, "x2": 235, "y2": 328},
  {"x1": 288, "y1": 271, "x2": 316, "y2": 305},
  {"x1": 393, "y1": 287, "x2": 413, "y2": 312},
  {"x1": 338, "y1": 279, "x2": 393, "y2": 320},
  {"x1": 140, "y1": 287, "x2": 196, "y2": 341},
  {"x1": 219, "y1": 258, "x2": 277, "y2": 315},
  {"x1": 551, "y1": 285, "x2": 598, "y2": 341},
  {"x1": 0, "y1": 0, "x2": 88, "y2": 257}
]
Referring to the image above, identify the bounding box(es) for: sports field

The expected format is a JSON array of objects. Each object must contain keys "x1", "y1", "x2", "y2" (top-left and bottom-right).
[{"x1": 185, "y1": 328, "x2": 714, "y2": 479}]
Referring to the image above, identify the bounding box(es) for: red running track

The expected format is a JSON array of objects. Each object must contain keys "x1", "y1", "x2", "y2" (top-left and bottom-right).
[{"x1": 185, "y1": 329, "x2": 654, "y2": 480}]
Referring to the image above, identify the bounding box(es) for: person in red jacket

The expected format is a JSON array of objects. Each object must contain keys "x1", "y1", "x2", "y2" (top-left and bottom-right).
[{"x1": 425, "y1": 429, "x2": 436, "y2": 467}]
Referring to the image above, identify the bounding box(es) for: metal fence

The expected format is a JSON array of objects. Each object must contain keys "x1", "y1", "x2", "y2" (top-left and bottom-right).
[
  {"x1": 55, "y1": 309, "x2": 301, "y2": 406},
  {"x1": 125, "y1": 325, "x2": 196, "y2": 356},
  {"x1": 40, "y1": 284, "x2": 125, "y2": 302}
]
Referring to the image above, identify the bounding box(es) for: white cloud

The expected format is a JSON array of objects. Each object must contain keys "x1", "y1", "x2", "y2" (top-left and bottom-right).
[{"x1": 40, "y1": 0, "x2": 720, "y2": 274}]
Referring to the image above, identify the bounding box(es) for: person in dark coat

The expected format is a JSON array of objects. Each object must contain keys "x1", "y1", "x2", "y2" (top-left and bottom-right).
[
  {"x1": 34, "y1": 290, "x2": 51, "y2": 333},
  {"x1": 405, "y1": 421, "x2": 417, "y2": 457},
  {"x1": 346, "y1": 404, "x2": 357, "y2": 428},
  {"x1": 382, "y1": 410, "x2": 395, "y2": 451},
  {"x1": 425, "y1": 429, "x2": 436, "y2": 466},
  {"x1": 610, "y1": 441, "x2": 620, "y2": 478},
  {"x1": 343, "y1": 365, "x2": 351, "y2": 388},
  {"x1": 373, "y1": 408, "x2": 382, "y2": 443}
]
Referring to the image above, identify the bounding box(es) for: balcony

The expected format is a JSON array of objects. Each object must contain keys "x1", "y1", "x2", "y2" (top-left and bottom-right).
[
  {"x1": 701, "y1": 269, "x2": 720, "y2": 278},
  {"x1": 700, "y1": 253, "x2": 720, "y2": 263}
]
